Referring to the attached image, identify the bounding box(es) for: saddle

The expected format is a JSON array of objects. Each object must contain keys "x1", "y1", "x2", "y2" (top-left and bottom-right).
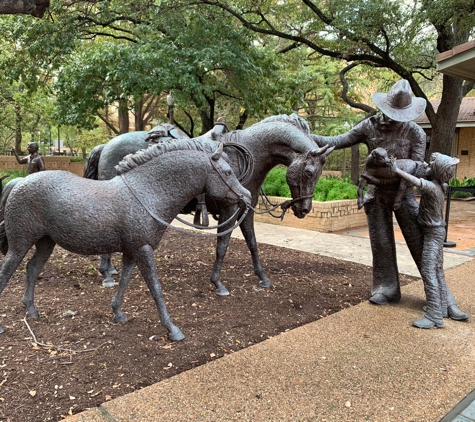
[{"x1": 145, "y1": 119, "x2": 230, "y2": 227}]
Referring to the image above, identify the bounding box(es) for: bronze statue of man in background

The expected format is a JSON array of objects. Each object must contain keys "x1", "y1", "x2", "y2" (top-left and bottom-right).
[
  {"x1": 312, "y1": 79, "x2": 467, "y2": 320},
  {"x1": 11, "y1": 142, "x2": 45, "y2": 174}
]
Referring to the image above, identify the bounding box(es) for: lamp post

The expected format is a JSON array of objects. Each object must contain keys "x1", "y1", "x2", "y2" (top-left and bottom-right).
[{"x1": 166, "y1": 92, "x2": 174, "y2": 125}]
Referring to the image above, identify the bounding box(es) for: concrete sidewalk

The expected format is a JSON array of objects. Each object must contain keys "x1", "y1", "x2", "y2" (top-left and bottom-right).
[{"x1": 67, "y1": 218, "x2": 475, "y2": 422}]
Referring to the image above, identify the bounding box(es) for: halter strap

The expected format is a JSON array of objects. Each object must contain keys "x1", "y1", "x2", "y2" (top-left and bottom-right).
[{"x1": 119, "y1": 156, "x2": 250, "y2": 238}]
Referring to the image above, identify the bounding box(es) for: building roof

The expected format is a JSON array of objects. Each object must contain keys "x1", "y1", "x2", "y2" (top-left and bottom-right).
[
  {"x1": 436, "y1": 40, "x2": 475, "y2": 82},
  {"x1": 414, "y1": 97, "x2": 475, "y2": 128}
]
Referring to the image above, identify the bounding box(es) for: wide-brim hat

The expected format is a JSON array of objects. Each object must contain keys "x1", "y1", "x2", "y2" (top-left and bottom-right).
[{"x1": 372, "y1": 79, "x2": 426, "y2": 122}]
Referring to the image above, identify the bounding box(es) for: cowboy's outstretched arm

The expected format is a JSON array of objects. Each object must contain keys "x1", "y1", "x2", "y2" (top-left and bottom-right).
[{"x1": 311, "y1": 120, "x2": 369, "y2": 150}]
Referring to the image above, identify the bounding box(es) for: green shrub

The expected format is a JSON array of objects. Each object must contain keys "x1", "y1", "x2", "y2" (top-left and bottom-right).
[
  {"x1": 1, "y1": 169, "x2": 28, "y2": 188},
  {"x1": 262, "y1": 168, "x2": 358, "y2": 201},
  {"x1": 449, "y1": 177, "x2": 475, "y2": 198},
  {"x1": 70, "y1": 157, "x2": 87, "y2": 163},
  {"x1": 261, "y1": 166, "x2": 291, "y2": 197}
]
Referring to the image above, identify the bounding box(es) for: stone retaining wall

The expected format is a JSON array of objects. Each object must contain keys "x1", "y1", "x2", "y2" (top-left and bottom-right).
[{"x1": 255, "y1": 196, "x2": 367, "y2": 232}]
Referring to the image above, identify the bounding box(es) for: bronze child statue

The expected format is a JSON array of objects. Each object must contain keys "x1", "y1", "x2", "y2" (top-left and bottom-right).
[
  {"x1": 11, "y1": 142, "x2": 45, "y2": 174},
  {"x1": 390, "y1": 153, "x2": 469, "y2": 328}
]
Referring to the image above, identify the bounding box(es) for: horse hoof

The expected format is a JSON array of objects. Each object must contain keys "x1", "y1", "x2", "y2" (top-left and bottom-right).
[
  {"x1": 113, "y1": 314, "x2": 128, "y2": 323},
  {"x1": 215, "y1": 286, "x2": 230, "y2": 296},
  {"x1": 258, "y1": 279, "x2": 271, "y2": 289},
  {"x1": 0, "y1": 325, "x2": 4, "y2": 334},
  {"x1": 108, "y1": 268, "x2": 118, "y2": 275},
  {"x1": 102, "y1": 279, "x2": 116, "y2": 288},
  {"x1": 168, "y1": 328, "x2": 185, "y2": 342},
  {"x1": 26, "y1": 310, "x2": 39, "y2": 319}
]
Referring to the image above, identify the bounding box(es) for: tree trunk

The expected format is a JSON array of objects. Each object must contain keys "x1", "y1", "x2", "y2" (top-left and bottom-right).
[
  {"x1": 14, "y1": 102, "x2": 22, "y2": 153},
  {"x1": 236, "y1": 109, "x2": 248, "y2": 130},
  {"x1": 427, "y1": 75, "x2": 464, "y2": 157},
  {"x1": 200, "y1": 111, "x2": 213, "y2": 134},
  {"x1": 134, "y1": 98, "x2": 145, "y2": 131},
  {"x1": 350, "y1": 144, "x2": 360, "y2": 185},
  {"x1": 118, "y1": 99, "x2": 130, "y2": 134},
  {"x1": 0, "y1": 0, "x2": 49, "y2": 17}
]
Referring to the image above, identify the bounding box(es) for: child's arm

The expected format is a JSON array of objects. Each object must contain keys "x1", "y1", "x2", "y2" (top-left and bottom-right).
[{"x1": 389, "y1": 156, "x2": 422, "y2": 188}]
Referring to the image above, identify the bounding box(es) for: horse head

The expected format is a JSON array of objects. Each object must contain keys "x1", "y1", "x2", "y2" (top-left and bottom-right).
[
  {"x1": 207, "y1": 143, "x2": 252, "y2": 211},
  {"x1": 285, "y1": 144, "x2": 334, "y2": 218}
]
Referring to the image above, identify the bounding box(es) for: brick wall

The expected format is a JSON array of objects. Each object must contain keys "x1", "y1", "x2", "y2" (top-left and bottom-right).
[
  {"x1": 0, "y1": 156, "x2": 85, "y2": 177},
  {"x1": 254, "y1": 196, "x2": 367, "y2": 232}
]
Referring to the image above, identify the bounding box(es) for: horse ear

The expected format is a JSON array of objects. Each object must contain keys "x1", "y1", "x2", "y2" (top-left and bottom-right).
[
  {"x1": 317, "y1": 145, "x2": 334, "y2": 157},
  {"x1": 212, "y1": 142, "x2": 224, "y2": 161}
]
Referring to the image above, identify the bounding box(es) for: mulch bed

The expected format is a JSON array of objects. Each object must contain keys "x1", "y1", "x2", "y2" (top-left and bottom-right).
[{"x1": 0, "y1": 230, "x2": 416, "y2": 422}]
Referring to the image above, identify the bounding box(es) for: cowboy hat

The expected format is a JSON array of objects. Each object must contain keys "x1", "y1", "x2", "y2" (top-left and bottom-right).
[{"x1": 372, "y1": 79, "x2": 426, "y2": 122}]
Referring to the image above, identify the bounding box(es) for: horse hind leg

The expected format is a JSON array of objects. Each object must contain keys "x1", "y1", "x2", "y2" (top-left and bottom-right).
[
  {"x1": 21, "y1": 236, "x2": 56, "y2": 320},
  {"x1": 99, "y1": 253, "x2": 117, "y2": 287},
  {"x1": 0, "y1": 247, "x2": 33, "y2": 334},
  {"x1": 111, "y1": 253, "x2": 136, "y2": 323},
  {"x1": 134, "y1": 244, "x2": 184, "y2": 341}
]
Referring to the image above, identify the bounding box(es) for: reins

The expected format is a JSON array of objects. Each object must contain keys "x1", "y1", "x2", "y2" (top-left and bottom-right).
[
  {"x1": 253, "y1": 189, "x2": 314, "y2": 220},
  {"x1": 120, "y1": 154, "x2": 251, "y2": 238}
]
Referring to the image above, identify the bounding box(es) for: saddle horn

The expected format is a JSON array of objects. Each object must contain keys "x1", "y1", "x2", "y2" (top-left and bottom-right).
[{"x1": 211, "y1": 142, "x2": 224, "y2": 161}]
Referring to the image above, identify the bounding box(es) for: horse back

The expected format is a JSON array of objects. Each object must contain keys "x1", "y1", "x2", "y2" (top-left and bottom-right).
[{"x1": 98, "y1": 132, "x2": 149, "y2": 180}]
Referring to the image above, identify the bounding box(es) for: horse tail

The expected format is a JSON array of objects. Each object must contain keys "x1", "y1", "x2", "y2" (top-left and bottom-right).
[
  {"x1": 83, "y1": 144, "x2": 105, "y2": 180},
  {"x1": 0, "y1": 177, "x2": 24, "y2": 255}
]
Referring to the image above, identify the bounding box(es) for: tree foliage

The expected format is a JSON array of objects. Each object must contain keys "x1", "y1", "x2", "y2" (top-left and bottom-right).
[{"x1": 193, "y1": 0, "x2": 475, "y2": 155}]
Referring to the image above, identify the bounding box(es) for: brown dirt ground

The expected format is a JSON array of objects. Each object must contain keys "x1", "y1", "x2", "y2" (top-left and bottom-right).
[{"x1": 0, "y1": 229, "x2": 418, "y2": 422}]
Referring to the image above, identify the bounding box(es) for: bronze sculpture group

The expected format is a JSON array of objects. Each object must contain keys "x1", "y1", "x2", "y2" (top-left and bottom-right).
[
  {"x1": 83, "y1": 115, "x2": 333, "y2": 294},
  {"x1": 0, "y1": 81, "x2": 469, "y2": 340}
]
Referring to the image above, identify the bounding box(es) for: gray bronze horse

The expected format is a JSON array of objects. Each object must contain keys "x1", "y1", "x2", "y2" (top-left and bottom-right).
[
  {"x1": 84, "y1": 114, "x2": 334, "y2": 295},
  {"x1": 0, "y1": 140, "x2": 252, "y2": 340}
]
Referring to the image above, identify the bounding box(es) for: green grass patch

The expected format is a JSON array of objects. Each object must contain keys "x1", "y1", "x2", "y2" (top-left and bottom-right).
[{"x1": 1, "y1": 169, "x2": 28, "y2": 188}]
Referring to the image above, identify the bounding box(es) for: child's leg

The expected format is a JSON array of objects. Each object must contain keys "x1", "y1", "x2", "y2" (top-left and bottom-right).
[{"x1": 414, "y1": 229, "x2": 444, "y2": 328}]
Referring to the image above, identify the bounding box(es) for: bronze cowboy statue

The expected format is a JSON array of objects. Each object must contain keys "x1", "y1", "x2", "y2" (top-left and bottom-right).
[{"x1": 312, "y1": 79, "x2": 467, "y2": 321}]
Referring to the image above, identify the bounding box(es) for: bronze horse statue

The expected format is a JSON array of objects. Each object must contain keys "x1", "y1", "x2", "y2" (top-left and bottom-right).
[
  {"x1": 84, "y1": 114, "x2": 334, "y2": 296},
  {"x1": 0, "y1": 140, "x2": 252, "y2": 340}
]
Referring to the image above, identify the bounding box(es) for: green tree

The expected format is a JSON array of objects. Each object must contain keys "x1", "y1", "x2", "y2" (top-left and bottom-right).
[{"x1": 194, "y1": 0, "x2": 475, "y2": 155}]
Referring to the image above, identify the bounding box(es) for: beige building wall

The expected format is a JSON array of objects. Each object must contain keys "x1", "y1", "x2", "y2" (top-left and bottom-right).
[{"x1": 457, "y1": 127, "x2": 475, "y2": 179}]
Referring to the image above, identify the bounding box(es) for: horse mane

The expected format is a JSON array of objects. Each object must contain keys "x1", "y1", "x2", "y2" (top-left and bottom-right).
[
  {"x1": 115, "y1": 138, "x2": 217, "y2": 175},
  {"x1": 259, "y1": 113, "x2": 311, "y2": 135}
]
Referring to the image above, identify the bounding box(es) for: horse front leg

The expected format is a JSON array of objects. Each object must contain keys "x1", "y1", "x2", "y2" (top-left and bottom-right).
[
  {"x1": 22, "y1": 236, "x2": 56, "y2": 320},
  {"x1": 210, "y1": 207, "x2": 238, "y2": 296},
  {"x1": 111, "y1": 253, "x2": 136, "y2": 323},
  {"x1": 239, "y1": 212, "x2": 271, "y2": 289},
  {"x1": 99, "y1": 253, "x2": 116, "y2": 287},
  {"x1": 134, "y1": 244, "x2": 184, "y2": 342}
]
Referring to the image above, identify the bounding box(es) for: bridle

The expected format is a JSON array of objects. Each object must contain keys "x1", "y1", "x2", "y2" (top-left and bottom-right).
[
  {"x1": 120, "y1": 154, "x2": 251, "y2": 238},
  {"x1": 254, "y1": 155, "x2": 316, "y2": 220}
]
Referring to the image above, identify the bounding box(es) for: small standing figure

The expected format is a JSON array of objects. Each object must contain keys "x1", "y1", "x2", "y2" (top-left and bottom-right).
[
  {"x1": 11, "y1": 142, "x2": 45, "y2": 174},
  {"x1": 390, "y1": 153, "x2": 469, "y2": 328}
]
